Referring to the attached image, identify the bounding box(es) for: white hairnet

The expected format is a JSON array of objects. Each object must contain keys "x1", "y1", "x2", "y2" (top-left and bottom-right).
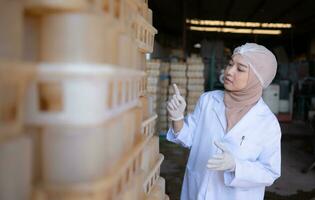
[{"x1": 233, "y1": 43, "x2": 277, "y2": 88}]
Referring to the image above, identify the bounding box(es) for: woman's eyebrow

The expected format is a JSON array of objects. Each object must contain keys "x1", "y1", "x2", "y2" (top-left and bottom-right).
[{"x1": 238, "y1": 63, "x2": 248, "y2": 68}]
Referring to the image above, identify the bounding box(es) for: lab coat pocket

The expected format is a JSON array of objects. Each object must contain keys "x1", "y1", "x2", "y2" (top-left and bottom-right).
[
  {"x1": 186, "y1": 167, "x2": 200, "y2": 200},
  {"x1": 236, "y1": 142, "x2": 262, "y2": 161},
  {"x1": 236, "y1": 186, "x2": 250, "y2": 192}
]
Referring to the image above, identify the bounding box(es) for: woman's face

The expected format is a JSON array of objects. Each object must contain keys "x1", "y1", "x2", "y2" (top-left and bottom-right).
[{"x1": 224, "y1": 54, "x2": 249, "y2": 91}]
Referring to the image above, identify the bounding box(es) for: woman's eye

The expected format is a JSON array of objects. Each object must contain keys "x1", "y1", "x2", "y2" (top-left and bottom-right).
[{"x1": 237, "y1": 68, "x2": 245, "y2": 72}]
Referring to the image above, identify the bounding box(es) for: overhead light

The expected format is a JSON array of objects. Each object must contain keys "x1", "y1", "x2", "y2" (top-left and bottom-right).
[
  {"x1": 222, "y1": 28, "x2": 252, "y2": 34},
  {"x1": 225, "y1": 21, "x2": 261, "y2": 27},
  {"x1": 201, "y1": 20, "x2": 224, "y2": 26},
  {"x1": 252, "y1": 29, "x2": 282, "y2": 35},
  {"x1": 261, "y1": 23, "x2": 292, "y2": 28},
  {"x1": 194, "y1": 43, "x2": 201, "y2": 48},
  {"x1": 190, "y1": 26, "x2": 221, "y2": 32},
  {"x1": 186, "y1": 19, "x2": 292, "y2": 29},
  {"x1": 189, "y1": 26, "x2": 282, "y2": 35},
  {"x1": 186, "y1": 19, "x2": 224, "y2": 26}
]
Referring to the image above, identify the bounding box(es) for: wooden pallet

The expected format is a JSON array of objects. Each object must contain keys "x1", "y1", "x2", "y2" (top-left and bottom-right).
[
  {"x1": 141, "y1": 114, "x2": 158, "y2": 138},
  {"x1": 187, "y1": 55, "x2": 203, "y2": 65},
  {"x1": 147, "y1": 85, "x2": 160, "y2": 94},
  {"x1": 145, "y1": 177, "x2": 166, "y2": 200},
  {"x1": 187, "y1": 78, "x2": 205, "y2": 85},
  {"x1": 39, "y1": 13, "x2": 121, "y2": 64},
  {"x1": 0, "y1": 134, "x2": 32, "y2": 200},
  {"x1": 147, "y1": 69, "x2": 160, "y2": 77},
  {"x1": 147, "y1": 77, "x2": 160, "y2": 85},
  {"x1": 24, "y1": 0, "x2": 135, "y2": 18},
  {"x1": 141, "y1": 136, "x2": 160, "y2": 175},
  {"x1": 170, "y1": 63, "x2": 187, "y2": 71},
  {"x1": 32, "y1": 135, "x2": 149, "y2": 200},
  {"x1": 24, "y1": 63, "x2": 145, "y2": 126},
  {"x1": 186, "y1": 71, "x2": 204, "y2": 78},
  {"x1": 146, "y1": 60, "x2": 161, "y2": 70},
  {"x1": 117, "y1": 33, "x2": 134, "y2": 68},
  {"x1": 143, "y1": 154, "x2": 164, "y2": 195},
  {"x1": 187, "y1": 64, "x2": 204, "y2": 71},
  {"x1": 187, "y1": 84, "x2": 205, "y2": 91},
  {"x1": 0, "y1": 61, "x2": 35, "y2": 141},
  {"x1": 169, "y1": 71, "x2": 186, "y2": 78},
  {"x1": 0, "y1": 1, "x2": 24, "y2": 60},
  {"x1": 24, "y1": 0, "x2": 89, "y2": 14},
  {"x1": 140, "y1": 96, "x2": 155, "y2": 120},
  {"x1": 27, "y1": 106, "x2": 143, "y2": 185},
  {"x1": 133, "y1": 13, "x2": 157, "y2": 53},
  {"x1": 170, "y1": 78, "x2": 188, "y2": 85},
  {"x1": 117, "y1": 170, "x2": 145, "y2": 200},
  {"x1": 139, "y1": 75, "x2": 148, "y2": 96}
]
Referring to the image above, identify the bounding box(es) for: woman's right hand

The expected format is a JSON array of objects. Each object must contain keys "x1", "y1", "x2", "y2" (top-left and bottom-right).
[{"x1": 167, "y1": 84, "x2": 186, "y2": 121}]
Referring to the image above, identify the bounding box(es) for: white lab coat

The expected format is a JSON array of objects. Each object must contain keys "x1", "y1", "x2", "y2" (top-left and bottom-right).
[{"x1": 167, "y1": 90, "x2": 281, "y2": 200}]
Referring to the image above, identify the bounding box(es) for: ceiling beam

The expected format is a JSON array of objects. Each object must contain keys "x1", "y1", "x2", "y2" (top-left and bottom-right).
[
  {"x1": 271, "y1": 0, "x2": 305, "y2": 22},
  {"x1": 197, "y1": 0, "x2": 202, "y2": 18},
  {"x1": 296, "y1": 12, "x2": 315, "y2": 25},
  {"x1": 246, "y1": 0, "x2": 266, "y2": 21},
  {"x1": 224, "y1": 0, "x2": 235, "y2": 20},
  {"x1": 293, "y1": 12, "x2": 315, "y2": 34}
]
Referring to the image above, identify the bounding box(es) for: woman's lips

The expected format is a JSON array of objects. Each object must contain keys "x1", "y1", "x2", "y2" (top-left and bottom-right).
[{"x1": 224, "y1": 77, "x2": 233, "y2": 84}]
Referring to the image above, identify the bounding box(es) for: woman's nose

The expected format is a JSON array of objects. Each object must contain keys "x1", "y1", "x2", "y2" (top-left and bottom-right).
[{"x1": 226, "y1": 66, "x2": 235, "y2": 76}]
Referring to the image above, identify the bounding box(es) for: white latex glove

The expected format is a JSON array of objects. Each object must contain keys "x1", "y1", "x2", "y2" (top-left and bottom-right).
[
  {"x1": 167, "y1": 84, "x2": 186, "y2": 121},
  {"x1": 207, "y1": 141, "x2": 236, "y2": 171}
]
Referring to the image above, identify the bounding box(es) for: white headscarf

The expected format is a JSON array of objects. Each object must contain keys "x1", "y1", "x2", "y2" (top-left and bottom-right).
[
  {"x1": 233, "y1": 43, "x2": 277, "y2": 88},
  {"x1": 224, "y1": 43, "x2": 278, "y2": 132}
]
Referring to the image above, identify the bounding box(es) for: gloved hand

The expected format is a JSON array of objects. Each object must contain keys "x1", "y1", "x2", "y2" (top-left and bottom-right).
[
  {"x1": 167, "y1": 84, "x2": 186, "y2": 121},
  {"x1": 207, "y1": 141, "x2": 236, "y2": 171}
]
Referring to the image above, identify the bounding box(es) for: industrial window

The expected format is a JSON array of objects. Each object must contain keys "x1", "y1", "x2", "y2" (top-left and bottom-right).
[
  {"x1": 38, "y1": 82, "x2": 62, "y2": 112},
  {"x1": 0, "y1": 83, "x2": 18, "y2": 123}
]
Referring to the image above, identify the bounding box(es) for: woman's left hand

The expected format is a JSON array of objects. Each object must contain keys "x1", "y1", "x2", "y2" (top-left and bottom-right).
[{"x1": 207, "y1": 141, "x2": 236, "y2": 171}]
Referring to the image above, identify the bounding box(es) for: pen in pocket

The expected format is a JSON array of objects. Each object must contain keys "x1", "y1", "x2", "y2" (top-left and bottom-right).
[{"x1": 240, "y1": 136, "x2": 245, "y2": 146}]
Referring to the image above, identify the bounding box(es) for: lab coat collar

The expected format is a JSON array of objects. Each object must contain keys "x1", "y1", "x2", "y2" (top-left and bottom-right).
[{"x1": 212, "y1": 90, "x2": 268, "y2": 135}]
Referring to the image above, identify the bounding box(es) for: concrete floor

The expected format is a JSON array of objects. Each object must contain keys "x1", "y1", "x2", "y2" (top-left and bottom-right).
[{"x1": 160, "y1": 121, "x2": 315, "y2": 200}]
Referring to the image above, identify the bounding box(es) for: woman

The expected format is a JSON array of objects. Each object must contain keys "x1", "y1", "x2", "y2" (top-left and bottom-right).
[{"x1": 166, "y1": 43, "x2": 281, "y2": 200}]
